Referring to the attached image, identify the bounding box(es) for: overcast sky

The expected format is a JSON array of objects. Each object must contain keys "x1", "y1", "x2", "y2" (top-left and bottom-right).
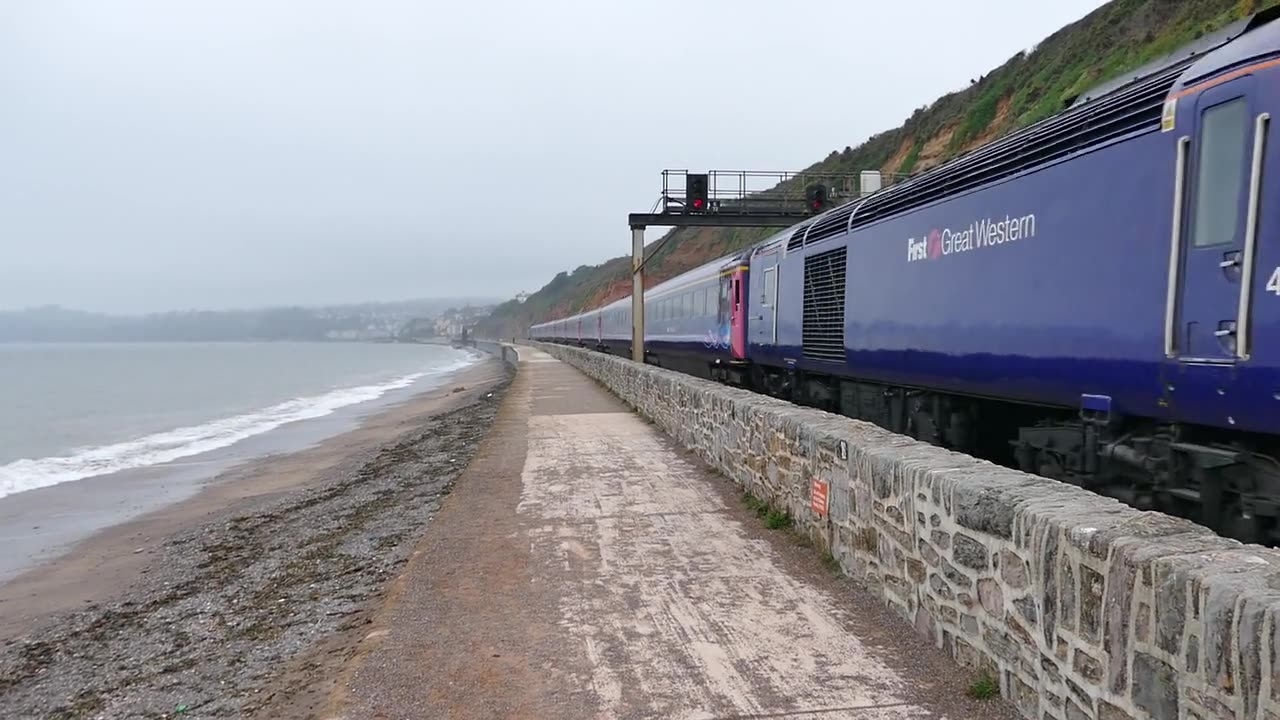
[{"x1": 0, "y1": 0, "x2": 1109, "y2": 314}]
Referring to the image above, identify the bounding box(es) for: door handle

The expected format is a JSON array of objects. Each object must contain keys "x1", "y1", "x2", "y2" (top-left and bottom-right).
[
  {"x1": 1215, "y1": 320, "x2": 1239, "y2": 354},
  {"x1": 1220, "y1": 251, "x2": 1243, "y2": 281}
]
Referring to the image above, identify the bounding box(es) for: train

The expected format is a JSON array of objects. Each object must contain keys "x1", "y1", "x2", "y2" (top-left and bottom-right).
[{"x1": 531, "y1": 8, "x2": 1280, "y2": 544}]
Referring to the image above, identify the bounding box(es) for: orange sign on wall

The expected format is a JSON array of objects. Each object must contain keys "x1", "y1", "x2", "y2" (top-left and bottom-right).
[{"x1": 811, "y1": 479, "x2": 829, "y2": 517}]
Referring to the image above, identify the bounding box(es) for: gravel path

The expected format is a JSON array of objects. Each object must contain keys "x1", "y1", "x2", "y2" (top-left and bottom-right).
[{"x1": 0, "y1": 374, "x2": 510, "y2": 720}]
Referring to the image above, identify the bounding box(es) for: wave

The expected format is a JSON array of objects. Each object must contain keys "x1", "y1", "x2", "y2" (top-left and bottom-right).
[{"x1": 0, "y1": 353, "x2": 477, "y2": 500}]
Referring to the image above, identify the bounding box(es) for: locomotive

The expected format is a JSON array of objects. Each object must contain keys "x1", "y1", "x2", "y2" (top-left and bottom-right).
[{"x1": 532, "y1": 9, "x2": 1280, "y2": 543}]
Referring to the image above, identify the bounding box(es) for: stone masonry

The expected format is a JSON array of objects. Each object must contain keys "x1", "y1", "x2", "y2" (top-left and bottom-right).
[{"x1": 534, "y1": 342, "x2": 1280, "y2": 720}]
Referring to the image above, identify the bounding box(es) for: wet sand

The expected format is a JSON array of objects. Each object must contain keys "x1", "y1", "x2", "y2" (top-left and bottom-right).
[{"x1": 0, "y1": 355, "x2": 511, "y2": 718}]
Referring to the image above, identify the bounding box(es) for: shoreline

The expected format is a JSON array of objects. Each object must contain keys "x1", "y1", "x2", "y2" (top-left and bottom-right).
[
  {"x1": 0, "y1": 348, "x2": 482, "y2": 585},
  {"x1": 0, "y1": 354, "x2": 511, "y2": 717},
  {"x1": 0, "y1": 356, "x2": 507, "y2": 641}
]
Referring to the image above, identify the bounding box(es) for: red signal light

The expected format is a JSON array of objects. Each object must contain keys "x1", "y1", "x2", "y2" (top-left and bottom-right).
[{"x1": 687, "y1": 173, "x2": 709, "y2": 213}]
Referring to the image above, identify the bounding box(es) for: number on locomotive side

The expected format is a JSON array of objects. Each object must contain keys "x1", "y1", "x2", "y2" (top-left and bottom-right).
[{"x1": 1269, "y1": 267, "x2": 1280, "y2": 296}]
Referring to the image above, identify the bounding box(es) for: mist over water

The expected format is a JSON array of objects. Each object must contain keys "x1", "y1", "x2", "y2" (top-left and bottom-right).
[{"x1": 0, "y1": 342, "x2": 475, "y2": 498}]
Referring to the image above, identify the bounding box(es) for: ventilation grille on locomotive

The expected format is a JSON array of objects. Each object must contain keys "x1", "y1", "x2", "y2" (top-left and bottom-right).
[
  {"x1": 802, "y1": 248, "x2": 847, "y2": 363},
  {"x1": 802, "y1": 203, "x2": 858, "y2": 247},
  {"x1": 785, "y1": 222, "x2": 812, "y2": 252}
]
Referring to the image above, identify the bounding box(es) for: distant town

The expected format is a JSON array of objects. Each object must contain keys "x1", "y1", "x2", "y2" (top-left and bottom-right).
[{"x1": 0, "y1": 295, "x2": 523, "y2": 343}]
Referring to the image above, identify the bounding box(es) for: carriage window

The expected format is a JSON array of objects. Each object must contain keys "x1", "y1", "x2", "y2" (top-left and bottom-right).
[
  {"x1": 761, "y1": 269, "x2": 777, "y2": 308},
  {"x1": 1191, "y1": 98, "x2": 1249, "y2": 248},
  {"x1": 683, "y1": 293, "x2": 693, "y2": 318}
]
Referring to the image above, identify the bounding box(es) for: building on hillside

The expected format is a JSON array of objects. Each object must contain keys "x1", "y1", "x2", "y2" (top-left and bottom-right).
[{"x1": 433, "y1": 304, "x2": 495, "y2": 338}]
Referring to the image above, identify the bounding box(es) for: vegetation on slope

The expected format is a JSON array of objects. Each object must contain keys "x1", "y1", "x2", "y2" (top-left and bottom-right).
[{"x1": 477, "y1": 0, "x2": 1275, "y2": 339}]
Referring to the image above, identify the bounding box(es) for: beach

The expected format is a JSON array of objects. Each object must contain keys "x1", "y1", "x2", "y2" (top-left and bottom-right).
[{"x1": 0, "y1": 354, "x2": 511, "y2": 718}]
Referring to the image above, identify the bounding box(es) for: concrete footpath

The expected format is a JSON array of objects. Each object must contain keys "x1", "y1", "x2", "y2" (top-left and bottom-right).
[{"x1": 323, "y1": 348, "x2": 1015, "y2": 720}]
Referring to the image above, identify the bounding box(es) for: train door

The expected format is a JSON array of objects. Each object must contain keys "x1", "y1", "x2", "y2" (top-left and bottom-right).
[
  {"x1": 750, "y1": 252, "x2": 780, "y2": 350},
  {"x1": 1170, "y1": 78, "x2": 1265, "y2": 363},
  {"x1": 730, "y1": 268, "x2": 748, "y2": 359}
]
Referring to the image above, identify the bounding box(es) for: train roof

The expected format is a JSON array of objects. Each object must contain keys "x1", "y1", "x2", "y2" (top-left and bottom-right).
[
  {"x1": 530, "y1": 248, "x2": 749, "y2": 328},
  {"x1": 1180, "y1": 6, "x2": 1280, "y2": 90},
  {"x1": 645, "y1": 250, "x2": 748, "y2": 299}
]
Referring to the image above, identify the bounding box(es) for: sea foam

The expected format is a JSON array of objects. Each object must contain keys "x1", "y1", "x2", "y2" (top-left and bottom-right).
[{"x1": 0, "y1": 354, "x2": 476, "y2": 500}]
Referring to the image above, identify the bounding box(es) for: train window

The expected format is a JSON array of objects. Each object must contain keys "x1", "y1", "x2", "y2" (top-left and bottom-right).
[
  {"x1": 694, "y1": 289, "x2": 705, "y2": 317},
  {"x1": 682, "y1": 293, "x2": 692, "y2": 318},
  {"x1": 1191, "y1": 98, "x2": 1249, "y2": 248}
]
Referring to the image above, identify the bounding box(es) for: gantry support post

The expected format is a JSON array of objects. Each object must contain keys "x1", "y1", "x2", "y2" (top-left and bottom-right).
[{"x1": 631, "y1": 225, "x2": 645, "y2": 363}]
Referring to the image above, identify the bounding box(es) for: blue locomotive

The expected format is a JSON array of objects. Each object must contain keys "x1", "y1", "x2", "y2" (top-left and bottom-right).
[{"x1": 532, "y1": 9, "x2": 1280, "y2": 543}]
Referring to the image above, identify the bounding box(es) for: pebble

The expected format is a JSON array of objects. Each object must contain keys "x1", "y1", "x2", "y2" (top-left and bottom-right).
[{"x1": 0, "y1": 378, "x2": 509, "y2": 719}]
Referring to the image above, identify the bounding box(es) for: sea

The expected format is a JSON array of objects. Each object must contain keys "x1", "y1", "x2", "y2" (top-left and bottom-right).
[{"x1": 0, "y1": 342, "x2": 477, "y2": 500}]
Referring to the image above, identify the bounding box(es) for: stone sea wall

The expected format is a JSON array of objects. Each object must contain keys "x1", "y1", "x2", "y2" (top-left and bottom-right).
[
  {"x1": 473, "y1": 340, "x2": 520, "y2": 368},
  {"x1": 533, "y1": 342, "x2": 1280, "y2": 720}
]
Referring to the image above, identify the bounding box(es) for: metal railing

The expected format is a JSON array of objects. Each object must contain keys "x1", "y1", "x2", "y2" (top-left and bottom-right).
[{"x1": 658, "y1": 169, "x2": 911, "y2": 214}]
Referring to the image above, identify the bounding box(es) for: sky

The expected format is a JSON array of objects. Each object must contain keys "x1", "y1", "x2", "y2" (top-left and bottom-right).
[{"x1": 0, "y1": 0, "x2": 1110, "y2": 314}]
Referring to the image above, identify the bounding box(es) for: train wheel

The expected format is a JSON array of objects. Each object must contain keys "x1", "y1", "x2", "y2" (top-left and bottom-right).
[{"x1": 1220, "y1": 497, "x2": 1267, "y2": 545}]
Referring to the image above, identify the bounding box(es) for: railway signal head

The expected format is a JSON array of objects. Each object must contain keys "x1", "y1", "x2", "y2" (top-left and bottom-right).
[
  {"x1": 806, "y1": 183, "x2": 829, "y2": 213},
  {"x1": 687, "y1": 173, "x2": 709, "y2": 213}
]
